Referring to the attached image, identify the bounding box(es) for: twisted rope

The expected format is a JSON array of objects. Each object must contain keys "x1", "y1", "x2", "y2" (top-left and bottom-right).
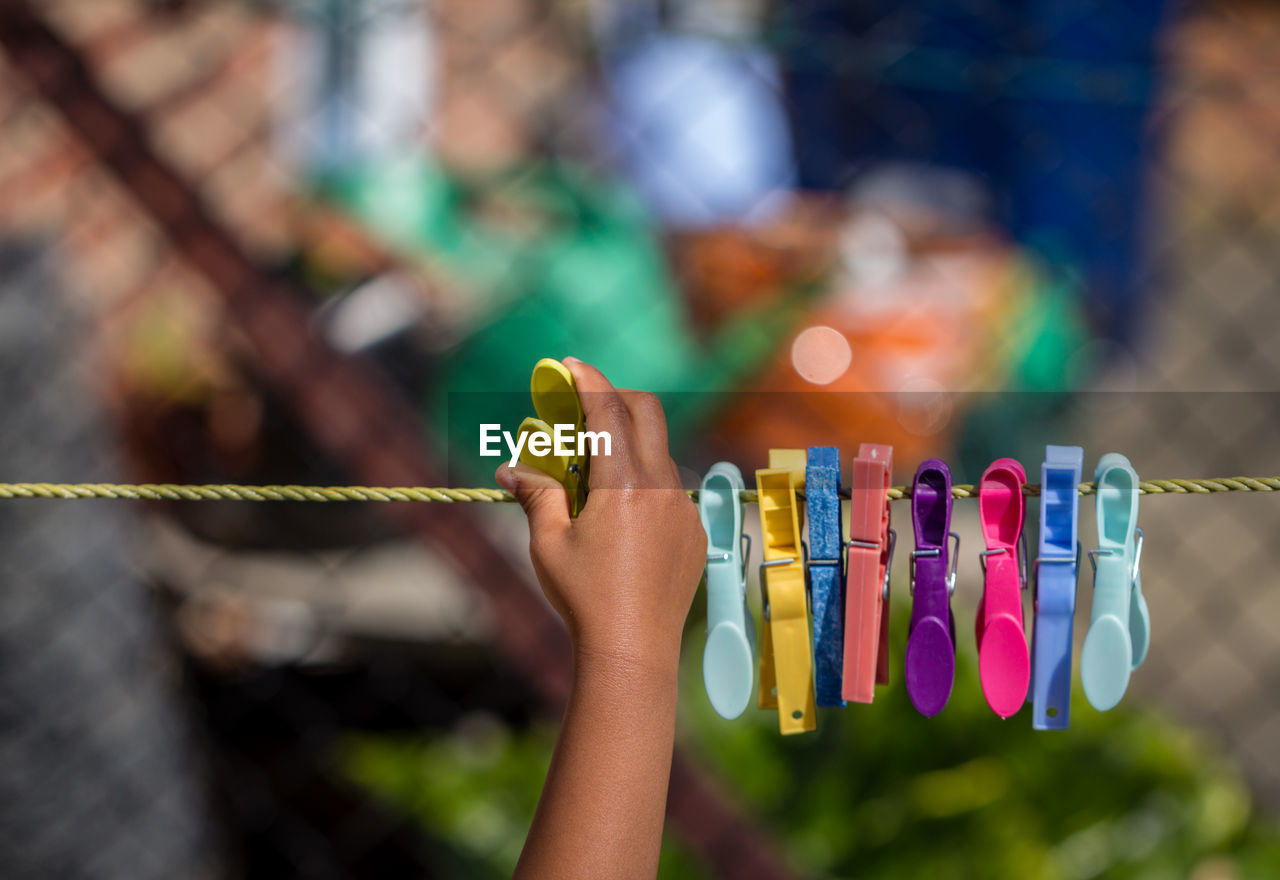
[
  {"x1": 0, "y1": 483, "x2": 513, "y2": 503},
  {"x1": 0, "y1": 477, "x2": 1277, "y2": 504}
]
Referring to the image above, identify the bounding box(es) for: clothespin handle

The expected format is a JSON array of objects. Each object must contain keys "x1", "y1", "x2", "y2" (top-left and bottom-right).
[
  {"x1": 700, "y1": 462, "x2": 756, "y2": 720},
  {"x1": 1031, "y1": 444, "x2": 1083, "y2": 730},
  {"x1": 904, "y1": 458, "x2": 958, "y2": 717},
  {"x1": 1129, "y1": 529, "x2": 1150, "y2": 668},
  {"x1": 976, "y1": 458, "x2": 1030, "y2": 719},
  {"x1": 1082, "y1": 453, "x2": 1140, "y2": 712},
  {"x1": 755, "y1": 449, "x2": 816, "y2": 735},
  {"x1": 806, "y1": 447, "x2": 845, "y2": 708},
  {"x1": 520, "y1": 359, "x2": 588, "y2": 516},
  {"x1": 842, "y1": 443, "x2": 893, "y2": 704}
]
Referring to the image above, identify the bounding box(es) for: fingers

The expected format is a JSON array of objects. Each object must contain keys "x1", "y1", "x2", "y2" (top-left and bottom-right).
[
  {"x1": 496, "y1": 462, "x2": 571, "y2": 536},
  {"x1": 562, "y1": 357, "x2": 636, "y2": 488},
  {"x1": 562, "y1": 358, "x2": 680, "y2": 491},
  {"x1": 616, "y1": 389, "x2": 671, "y2": 470}
]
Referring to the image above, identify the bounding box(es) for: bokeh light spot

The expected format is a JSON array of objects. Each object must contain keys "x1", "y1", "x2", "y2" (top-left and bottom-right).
[{"x1": 791, "y1": 326, "x2": 853, "y2": 385}]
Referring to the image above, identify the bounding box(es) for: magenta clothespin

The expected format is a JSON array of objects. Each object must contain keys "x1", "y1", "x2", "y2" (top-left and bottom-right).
[
  {"x1": 905, "y1": 459, "x2": 959, "y2": 717},
  {"x1": 975, "y1": 458, "x2": 1030, "y2": 719}
]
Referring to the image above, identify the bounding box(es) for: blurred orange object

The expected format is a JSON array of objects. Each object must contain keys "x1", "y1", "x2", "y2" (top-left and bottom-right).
[
  {"x1": 707, "y1": 233, "x2": 1024, "y2": 476},
  {"x1": 671, "y1": 195, "x2": 843, "y2": 330}
]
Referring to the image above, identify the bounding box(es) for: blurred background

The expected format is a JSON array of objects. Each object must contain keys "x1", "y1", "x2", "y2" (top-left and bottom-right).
[{"x1": 3, "y1": 0, "x2": 1280, "y2": 877}]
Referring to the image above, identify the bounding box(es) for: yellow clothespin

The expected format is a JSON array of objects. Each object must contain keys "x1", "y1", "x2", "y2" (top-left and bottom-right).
[
  {"x1": 518, "y1": 358, "x2": 588, "y2": 516},
  {"x1": 755, "y1": 449, "x2": 816, "y2": 735}
]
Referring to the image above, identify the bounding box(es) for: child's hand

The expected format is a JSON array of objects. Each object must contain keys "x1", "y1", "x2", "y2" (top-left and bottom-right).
[
  {"x1": 495, "y1": 357, "x2": 706, "y2": 669},
  {"x1": 500, "y1": 359, "x2": 704, "y2": 879}
]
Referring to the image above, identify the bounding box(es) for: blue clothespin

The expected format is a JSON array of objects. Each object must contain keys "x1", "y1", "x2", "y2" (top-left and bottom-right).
[
  {"x1": 1082, "y1": 453, "x2": 1147, "y2": 712},
  {"x1": 1030, "y1": 445, "x2": 1082, "y2": 729},
  {"x1": 806, "y1": 447, "x2": 844, "y2": 708},
  {"x1": 699, "y1": 463, "x2": 755, "y2": 719}
]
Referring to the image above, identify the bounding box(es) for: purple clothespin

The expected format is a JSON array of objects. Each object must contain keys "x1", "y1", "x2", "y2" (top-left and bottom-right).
[{"x1": 905, "y1": 459, "x2": 960, "y2": 717}]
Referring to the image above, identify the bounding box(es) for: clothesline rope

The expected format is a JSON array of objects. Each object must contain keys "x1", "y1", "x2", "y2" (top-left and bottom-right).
[{"x1": 0, "y1": 477, "x2": 1277, "y2": 504}]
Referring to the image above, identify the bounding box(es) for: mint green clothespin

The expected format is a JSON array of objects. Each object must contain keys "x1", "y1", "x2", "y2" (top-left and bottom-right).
[
  {"x1": 699, "y1": 462, "x2": 756, "y2": 719},
  {"x1": 1082, "y1": 453, "x2": 1147, "y2": 711},
  {"x1": 1129, "y1": 524, "x2": 1150, "y2": 668}
]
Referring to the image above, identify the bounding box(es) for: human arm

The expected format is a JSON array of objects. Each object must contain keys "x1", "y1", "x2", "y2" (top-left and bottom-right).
[{"x1": 496, "y1": 357, "x2": 706, "y2": 880}]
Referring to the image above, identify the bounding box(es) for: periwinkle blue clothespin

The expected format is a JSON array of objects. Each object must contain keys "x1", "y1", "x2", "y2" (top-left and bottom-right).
[
  {"x1": 699, "y1": 463, "x2": 756, "y2": 719},
  {"x1": 805, "y1": 447, "x2": 844, "y2": 708},
  {"x1": 1030, "y1": 445, "x2": 1083, "y2": 730},
  {"x1": 1081, "y1": 453, "x2": 1147, "y2": 712}
]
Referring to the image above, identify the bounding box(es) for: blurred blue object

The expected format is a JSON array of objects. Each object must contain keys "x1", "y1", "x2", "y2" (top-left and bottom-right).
[
  {"x1": 782, "y1": 0, "x2": 1171, "y2": 342},
  {"x1": 605, "y1": 33, "x2": 796, "y2": 227}
]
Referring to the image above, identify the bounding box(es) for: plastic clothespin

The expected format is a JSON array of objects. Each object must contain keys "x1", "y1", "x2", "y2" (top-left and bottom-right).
[
  {"x1": 905, "y1": 458, "x2": 960, "y2": 717},
  {"x1": 842, "y1": 444, "x2": 895, "y2": 704},
  {"x1": 517, "y1": 358, "x2": 588, "y2": 517},
  {"x1": 1082, "y1": 453, "x2": 1148, "y2": 712},
  {"x1": 975, "y1": 458, "x2": 1030, "y2": 719},
  {"x1": 1030, "y1": 445, "x2": 1083, "y2": 730},
  {"x1": 699, "y1": 463, "x2": 756, "y2": 719},
  {"x1": 806, "y1": 447, "x2": 844, "y2": 708},
  {"x1": 755, "y1": 449, "x2": 816, "y2": 735}
]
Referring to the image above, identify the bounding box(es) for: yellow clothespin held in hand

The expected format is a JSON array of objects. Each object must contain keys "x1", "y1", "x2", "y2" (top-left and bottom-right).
[
  {"x1": 755, "y1": 449, "x2": 817, "y2": 735},
  {"x1": 518, "y1": 358, "x2": 589, "y2": 517}
]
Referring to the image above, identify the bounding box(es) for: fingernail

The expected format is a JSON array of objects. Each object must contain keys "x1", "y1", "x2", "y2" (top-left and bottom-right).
[
  {"x1": 562, "y1": 356, "x2": 581, "y2": 366},
  {"x1": 495, "y1": 466, "x2": 518, "y2": 492}
]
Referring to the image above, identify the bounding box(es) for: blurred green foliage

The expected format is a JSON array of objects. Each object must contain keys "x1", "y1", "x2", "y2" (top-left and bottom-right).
[{"x1": 342, "y1": 600, "x2": 1280, "y2": 879}]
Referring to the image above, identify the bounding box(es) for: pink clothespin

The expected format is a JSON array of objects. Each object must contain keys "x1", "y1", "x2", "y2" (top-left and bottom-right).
[
  {"x1": 842, "y1": 444, "x2": 895, "y2": 703},
  {"x1": 975, "y1": 458, "x2": 1030, "y2": 719}
]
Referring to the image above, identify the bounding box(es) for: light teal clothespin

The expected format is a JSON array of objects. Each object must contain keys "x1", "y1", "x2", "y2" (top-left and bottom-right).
[
  {"x1": 1129, "y1": 525, "x2": 1149, "y2": 668},
  {"x1": 1081, "y1": 453, "x2": 1147, "y2": 711},
  {"x1": 699, "y1": 462, "x2": 756, "y2": 719}
]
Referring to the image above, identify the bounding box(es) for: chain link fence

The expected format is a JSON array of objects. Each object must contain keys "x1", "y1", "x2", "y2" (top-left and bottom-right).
[{"x1": 2, "y1": 0, "x2": 1280, "y2": 877}]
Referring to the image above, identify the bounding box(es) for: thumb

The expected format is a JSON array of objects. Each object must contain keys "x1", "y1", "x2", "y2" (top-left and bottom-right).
[{"x1": 495, "y1": 462, "x2": 572, "y2": 536}]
